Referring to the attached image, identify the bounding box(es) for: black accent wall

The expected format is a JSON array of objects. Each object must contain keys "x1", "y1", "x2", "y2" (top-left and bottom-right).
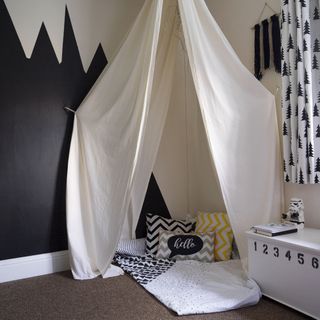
[
  {"x1": 135, "y1": 173, "x2": 171, "y2": 239},
  {"x1": 0, "y1": 2, "x2": 107, "y2": 260},
  {"x1": 0, "y1": 0, "x2": 170, "y2": 260}
]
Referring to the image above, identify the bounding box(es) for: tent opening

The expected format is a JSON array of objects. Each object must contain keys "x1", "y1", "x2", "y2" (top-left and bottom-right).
[{"x1": 152, "y1": 36, "x2": 226, "y2": 219}]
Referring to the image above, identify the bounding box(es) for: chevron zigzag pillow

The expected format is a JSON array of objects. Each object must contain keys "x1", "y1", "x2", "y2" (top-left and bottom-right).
[
  {"x1": 156, "y1": 231, "x2": 215, "y2": 262},
  {"x1": 195, "y1": 212, "x2": 234, "y2": 261},
  {"x1": 146, "y1": 213, "x2": 195, "y2": 255}
]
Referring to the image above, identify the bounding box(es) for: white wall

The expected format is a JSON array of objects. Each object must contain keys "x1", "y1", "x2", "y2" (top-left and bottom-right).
[
  {"x1": 4, "y1": 0, "x2": 144, "y2": 71},
  {"x1": 205, "y1": 0, "x2": 320, "y2": 228}
]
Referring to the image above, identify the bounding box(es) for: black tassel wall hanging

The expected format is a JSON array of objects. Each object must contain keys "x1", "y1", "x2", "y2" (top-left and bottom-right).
[
  {"x1": 271, "y1": 14, "x2": 281, "y2": 73},
  {"x1": 254, "y1": 24, "x2": 262, "y2": 80},
  {"x1": 262, "y1": 19, "x2": 270, "y2": 69},
  {"x1": 252, "y1": 3, "x2": 280, "y2": 80}
]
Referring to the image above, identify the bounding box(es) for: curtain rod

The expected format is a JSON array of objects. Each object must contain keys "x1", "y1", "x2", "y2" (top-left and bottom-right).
[{"x1": 64, "y1": 106, "x2": 76, "y2": 113}]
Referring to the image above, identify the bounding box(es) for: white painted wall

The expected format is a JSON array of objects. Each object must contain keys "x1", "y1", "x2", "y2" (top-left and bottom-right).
[
  {"x1": 4, "y1": 0, "x2": 144, "y2": 71},
  {"x1": 205, "y1": 0, "x2": 320, "y2": 228}
]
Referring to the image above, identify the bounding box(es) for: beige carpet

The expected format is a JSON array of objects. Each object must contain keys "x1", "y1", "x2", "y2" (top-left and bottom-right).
[{"x1": 0, "y1": 271, "x2": 310, "y2": 320}]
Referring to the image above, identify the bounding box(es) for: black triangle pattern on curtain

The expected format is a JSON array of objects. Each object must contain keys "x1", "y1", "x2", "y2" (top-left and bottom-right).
[
  {"x1": 0, "y1": 0, "x2": 170, "y2": 260},
  {"x1": 281, "y1": 0, "x2": 320, "y2": 184}
]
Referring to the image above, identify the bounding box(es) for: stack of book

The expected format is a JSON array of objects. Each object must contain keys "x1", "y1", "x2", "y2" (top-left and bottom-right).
[{"x1": 252, "y1": 223, "x2": 298, "y2": 237}]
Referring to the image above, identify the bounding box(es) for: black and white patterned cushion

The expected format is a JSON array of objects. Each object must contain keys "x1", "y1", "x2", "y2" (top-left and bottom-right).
[
  {"x1": 146, "y1": 213, "x2": 195, "y2": 255},
  {"x1": 117, "y1": 238, "x2": 146, "y2": 256},
  {"x1": 156, "y1": 231, "x2": 215, "y2": 262},
  {"x1": 114, "y1": 253, "x2": 174, "y2": 285}
]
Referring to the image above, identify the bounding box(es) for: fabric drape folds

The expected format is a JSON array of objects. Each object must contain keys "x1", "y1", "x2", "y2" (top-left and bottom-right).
[
  {"x1": 178, "y1": 0, "x2": 281, "y2": 268},
  {"x1": 281, "y1": 0, "x2": 320, "y2": 184},
  {"x1": 67, "y1": 0, "x2": 166, "y2": 279},
  {"x1": 67, "y1": 0, "x2": 282, "y2": 279}
]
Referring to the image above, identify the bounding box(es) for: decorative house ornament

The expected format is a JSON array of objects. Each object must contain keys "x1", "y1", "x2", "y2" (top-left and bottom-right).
[{"x1": 282, "y1": 198, "x2": 305, "y2": 228}]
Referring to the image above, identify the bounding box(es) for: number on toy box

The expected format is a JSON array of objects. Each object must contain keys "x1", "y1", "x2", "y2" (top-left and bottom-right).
[
  {"x1": 285, "y1": 250, "x2": 291, "y2": 261},
  {"x1": 297, "y1": 253, "x2": 304, "y2": 264},
  {"x1": 263, "y1": 244, "x2": 268, "y2": 255},
  {"x1": 252, "y1": 241, "x2": 319, "y2": 270}
]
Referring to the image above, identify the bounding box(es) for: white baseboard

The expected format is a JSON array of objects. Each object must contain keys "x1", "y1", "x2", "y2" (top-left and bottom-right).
[{"x1": 0, "y1": 250, "x2": 70, "y2": 283}]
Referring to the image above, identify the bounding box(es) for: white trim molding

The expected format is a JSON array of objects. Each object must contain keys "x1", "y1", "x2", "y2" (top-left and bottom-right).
[{"x1": 0, "y1": 250, "x2": 70, "y2": 283}]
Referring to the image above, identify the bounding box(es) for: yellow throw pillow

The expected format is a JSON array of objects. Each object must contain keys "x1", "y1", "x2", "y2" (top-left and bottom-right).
[{"x1": 195, "y1": 212, "x2": 233, "y2": 261}]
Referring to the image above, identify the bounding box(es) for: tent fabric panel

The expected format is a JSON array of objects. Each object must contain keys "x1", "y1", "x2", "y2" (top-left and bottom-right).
[
  {"x1": 121, "y1": 0, "x2": 180, "y2": 239},
  {"x1": 67, "y1": 0, "x2": 164, "y2": 279},
  {"x1": 178, "y1": 0, "x2": 282, "y2": 260}
]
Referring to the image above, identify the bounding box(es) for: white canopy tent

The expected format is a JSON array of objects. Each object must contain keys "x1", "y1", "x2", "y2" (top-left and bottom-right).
[{"x1": 66, "y1": 0, "x2": 282, "y2": 280}]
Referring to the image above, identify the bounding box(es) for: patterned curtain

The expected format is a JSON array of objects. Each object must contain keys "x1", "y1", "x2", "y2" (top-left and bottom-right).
[{"x1": 282, "y1": 0, "x2": 320, "y2": 184}]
